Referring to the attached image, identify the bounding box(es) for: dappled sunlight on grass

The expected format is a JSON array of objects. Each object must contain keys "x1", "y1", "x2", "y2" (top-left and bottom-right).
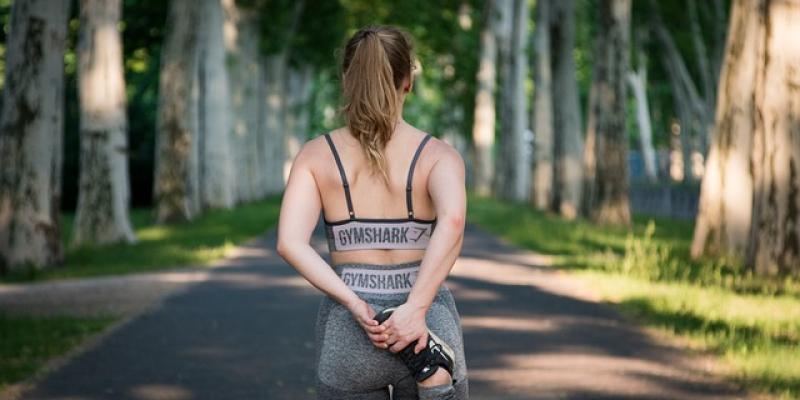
[
  {"x1": 3, "y1": 196, "x2": 282, "y2": 283},
  {"x1": 467, "y1": 192, "x2": 800, "y2": 399}
]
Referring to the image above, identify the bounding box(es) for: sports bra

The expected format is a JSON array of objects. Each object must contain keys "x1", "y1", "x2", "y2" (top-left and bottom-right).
[{"x1": 322, "y1": 132, "x2": 437, "y2": 252}]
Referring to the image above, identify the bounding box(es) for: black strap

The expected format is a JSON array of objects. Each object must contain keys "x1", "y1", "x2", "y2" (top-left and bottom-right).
[
  {"x1": 323, "y1": 133, "x2": 356, "y2": 219},
  {"x1": 406, "y1": 134, "x2": 432, "y2": 218}
]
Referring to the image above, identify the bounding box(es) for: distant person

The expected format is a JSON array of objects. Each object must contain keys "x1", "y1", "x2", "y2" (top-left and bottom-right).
[{"x1": 276, "y1": 25, "x2": 468, "y2": 400}]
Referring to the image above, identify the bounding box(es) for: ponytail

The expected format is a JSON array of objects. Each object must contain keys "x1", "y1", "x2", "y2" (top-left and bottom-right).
[{"x1": 340, "y1": 26, "x2": 414, "y2": 187}]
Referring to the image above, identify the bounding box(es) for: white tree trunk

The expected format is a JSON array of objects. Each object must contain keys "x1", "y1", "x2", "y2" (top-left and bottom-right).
[
  {"x1": 153, "y1": 0, "x2": 202, "y2": 223},
  {"x1": 550, "y1": 0, "x2": 583, "y2": 219},
  {"x1": 284, "y1": 64, "x2": 314, "y2": 167},
  {"x1": 531, "y1": 0, "x2": 554, "y2": 210},
  {"x1": 0, "y1": 0, "x2": 70, "y2": 272},
  {"x1": 471, "y1": 0, "x2": 498, "y2": 197},
  {"x1": 262, "y1": 53, "x2": 289, "y2": 194},
  {"x1": 691, "y1": 0, "x2": 758, "y2": 259},
  {"x1": 72, "y1": 0, "x2": 136, "y2": 246},
  {"x1": 494, "y1": 0, "x2": 530, "y2": 202},
  {"x1": 197, "y1": 0, "x2": 235, "y2": 209},
  {"x1": 223, "y1": 0, "x2": 263, "y2": 203},
  {"x1": 627, "y1": 62, "x2": 657, "y2": 182}
]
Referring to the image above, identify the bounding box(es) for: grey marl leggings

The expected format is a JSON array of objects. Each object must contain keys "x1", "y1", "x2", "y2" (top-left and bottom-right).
[{"x1": 314, "y1": 260, "x2": 468, "y2": 399}]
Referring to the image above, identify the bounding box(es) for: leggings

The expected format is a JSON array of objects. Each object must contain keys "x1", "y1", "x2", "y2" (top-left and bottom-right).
[{"x1": 314, "y1": 261, "x2": 469, "y2": 399}]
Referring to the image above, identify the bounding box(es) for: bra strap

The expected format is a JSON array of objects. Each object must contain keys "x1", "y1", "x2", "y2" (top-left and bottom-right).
[
  {"x1": 406, "y1": 134, "x2": 433, "y2": 218},
  {"x1": 323, "y1": 133, "x2": 356, "y2": 220}
]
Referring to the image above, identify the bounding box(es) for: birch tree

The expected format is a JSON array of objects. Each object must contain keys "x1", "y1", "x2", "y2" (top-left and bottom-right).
[
  {"x1": 550, "y1": 0, "x2": 583, "y2": 219},
  {"x1": 153, "y1": 0, "x2": 202, "y2": 223},
  {"x1": 197, "y1": 0, "x2": 235, "y2": 209},
  {"x1": 0, "y1": 0, "x2": 71, "y2": 272},
  {"x1": 72, "y1": 0, "x2": 136, "y2": 246},
  {"x1": 494, "y1": 0, "x2": 530, "y2": 202},
  {"x1": 627, "y1": 47, "x2": 657, "y2": 181},
  {"x1": 531, "y1": 0, "x2": 553, "y2": 210},
  {"x1": 588, "y1": 0, "x2": 632, "y2": 226},
  {"x1": 471, "y1": 0, "x2": 498, "y2": 197}
]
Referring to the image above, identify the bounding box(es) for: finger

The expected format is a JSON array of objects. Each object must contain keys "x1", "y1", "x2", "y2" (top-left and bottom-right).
[
  {"x1": 368, "y1": 332, "x2": 389, "y2": 343},
  {"x1": 389, "y1": 339, "x2": 410, "y2": 353},
  {"x1": 414, "y1": 331, "x2": 429, "y2": 354},
  {"x1": 363, "y1": 324, "x2": 385, "y2": 334}
]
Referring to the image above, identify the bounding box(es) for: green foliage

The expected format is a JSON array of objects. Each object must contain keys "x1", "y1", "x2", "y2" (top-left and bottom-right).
[{"x1": 0, "y1": 313, "x2": 118, "y2": 391}]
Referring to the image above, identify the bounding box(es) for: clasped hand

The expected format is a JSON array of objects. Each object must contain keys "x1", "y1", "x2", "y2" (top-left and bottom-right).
[{"x1": 348, "y1": 298, "x2": 429, "y2": 354}]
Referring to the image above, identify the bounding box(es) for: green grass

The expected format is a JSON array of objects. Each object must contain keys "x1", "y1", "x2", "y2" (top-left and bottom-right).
[
  {"x1": 2, "y1": 195, "x2": 283, "y2": 283},
  {"x1": 466, "y1": 193, "x2": 800, "y2": 399},
  {"x1": 0, "y1": 313, "x2": 120, "y2": 392}
]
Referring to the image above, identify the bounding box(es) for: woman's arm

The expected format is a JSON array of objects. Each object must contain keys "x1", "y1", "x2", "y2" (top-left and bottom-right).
[
  {"x1": 382, "y1": 144, "x2": 467, "y2": 353},
  {"x1": 276, "y1": 141, "x2": 387, "y2": 345}
]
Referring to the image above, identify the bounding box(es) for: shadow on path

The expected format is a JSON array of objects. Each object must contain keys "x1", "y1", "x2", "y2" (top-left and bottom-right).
[{"x1": 19, "y1": 222, "x2": 747, "y2": 400}]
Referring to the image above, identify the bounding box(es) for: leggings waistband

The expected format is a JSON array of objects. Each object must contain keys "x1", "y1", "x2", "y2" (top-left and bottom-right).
[{"x1": 332, "y1": 260, "x2": 423, "y2": 295}]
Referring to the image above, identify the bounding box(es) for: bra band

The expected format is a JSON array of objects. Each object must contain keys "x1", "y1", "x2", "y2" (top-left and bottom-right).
[{"x1": 323, "y1": 133, "x2": 433, "y2": 220}]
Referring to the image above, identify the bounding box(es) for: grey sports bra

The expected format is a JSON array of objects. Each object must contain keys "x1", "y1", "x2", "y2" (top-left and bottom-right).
[{"x1": 322, "y1": 132, "x2": 437, "y2": 252}]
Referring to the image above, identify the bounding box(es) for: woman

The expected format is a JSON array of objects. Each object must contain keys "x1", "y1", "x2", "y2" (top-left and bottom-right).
[{"x1": 276, "y1": 25, "x2": 468, "y2": 400}]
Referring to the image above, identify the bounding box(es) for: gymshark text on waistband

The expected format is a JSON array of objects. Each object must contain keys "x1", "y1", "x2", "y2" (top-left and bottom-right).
[{"x1": 340, "y1": 266, "x2": 419, "y2": 294}]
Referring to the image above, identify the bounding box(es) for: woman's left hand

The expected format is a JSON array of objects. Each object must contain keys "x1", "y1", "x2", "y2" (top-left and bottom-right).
[{"x1": 380, "y1": 302, "x2": 429, "y2": 354}]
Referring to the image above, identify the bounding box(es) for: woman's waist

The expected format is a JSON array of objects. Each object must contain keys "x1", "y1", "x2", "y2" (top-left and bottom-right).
[{"x1": 331, "y1": 259, "x2": 449, "y2": 301}]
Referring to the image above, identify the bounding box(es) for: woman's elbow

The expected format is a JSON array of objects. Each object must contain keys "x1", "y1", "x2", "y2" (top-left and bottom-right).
[
  {"x1": 442, "y1": 212, "x2": 465, "y2": 231},
  {"x1": 276, "y1": 238, "x2": 291, "y2": 259}
]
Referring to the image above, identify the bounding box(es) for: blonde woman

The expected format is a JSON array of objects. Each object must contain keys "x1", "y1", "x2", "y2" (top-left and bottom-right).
[{"x1": 277, "y1": 25, "x2": 468, "y2": 400}]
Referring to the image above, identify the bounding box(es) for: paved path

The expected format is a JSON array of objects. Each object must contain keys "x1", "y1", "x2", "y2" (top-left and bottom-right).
[{"x1": 7, "y1": 222, "x2": 749, "y2": 400}]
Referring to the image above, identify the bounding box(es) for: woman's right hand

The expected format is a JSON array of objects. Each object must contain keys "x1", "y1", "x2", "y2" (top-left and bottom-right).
[{"x1": 347, "y1": 298, "x2": 389, "y2": 348}]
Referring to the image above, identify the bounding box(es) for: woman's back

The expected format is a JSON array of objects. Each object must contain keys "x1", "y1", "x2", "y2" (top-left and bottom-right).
[{"x1": 310, "y1": 124, "x2": 441, "y2": 266}]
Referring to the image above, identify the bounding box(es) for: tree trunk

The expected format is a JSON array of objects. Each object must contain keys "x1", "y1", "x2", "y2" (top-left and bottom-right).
[
  {"x1": 223, "y1": 0, "x2": 263, "y2": 203},
  {"x1": 746, "y1": 0, "x2": 800, "y2": 276},
  {"x1": 153, "y1": 0, "x2": 202, "y2": 223},
  {"x1": 285, "y1": 63, "x2": 314, "y2": 165},
  {"x1": 589, "y1": 0, "x2": 631, "y2": 226},
  {"x1": 690, "y1": 0, "x2": 758, "y2": 260},
  {"x1": 470, "y1": 0, "x2": 498, "y2": 197},
  {"x1": 531, "y1": 0, "x2": 554, "y2": 210},
  {"x1": 261, "y1": 53, "x2": 289, "y2": 194},
  {"x1": 493, "y1": 0, "x2": 515, "y2": 199},
  {"x1": 627, "y1": 57, "x2": 657, "y2": 182},
  {"x1": 72, "y1": 0, "x2": 136, "y2": 246},
  {"x1": 0, "y1": 0, "x2": 70, "y2": 272},
  {"x1": 197, "y1": 0, "x2": 235, "y2": 209},
  {"x1": 550, "y1": 0, "x2": 583, "y2": 219}
]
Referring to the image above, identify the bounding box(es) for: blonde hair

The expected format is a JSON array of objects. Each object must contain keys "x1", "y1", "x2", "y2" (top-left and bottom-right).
[{"x1": 338, "y1": 25, "x2": 415, "y2": 187}]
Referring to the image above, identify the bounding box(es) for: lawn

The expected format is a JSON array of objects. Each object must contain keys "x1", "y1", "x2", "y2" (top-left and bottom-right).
[
  {"x1": 2, "y1": 195, "x2": 283, "y2": 283},
  {"x1": 466, "y1": 193, "x2": 800, "y2": 399}
]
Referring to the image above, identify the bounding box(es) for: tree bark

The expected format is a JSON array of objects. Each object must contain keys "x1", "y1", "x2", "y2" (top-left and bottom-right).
[
  {"x1": 72, "y1": 0, "x2": 136, "y2": 246},
  {"x1": 531, "y1": 0, "x2": 554, "y2": 210},
  {"x1": 690, "y1": 0, "x2": 758, "y2": 260},
  {"x1": 589, "y1": 0, "x2": 631, "y2": 226},
  {"x1": 471, "y1": 0, "x2": 498, "y2": 197},
  {"x1": 746, "y1": 0, "x2": 800, "y2": 276},
  {"x1": 197, "y1": 0, "x2": 235, "y2": 209},
  {"x1": 285, "y1": 63, "x2": 314, "y2": 166},
  {"x1": 262, "y1": 53, "x2": 289, "y2": 194},
  {"x1": 223, "y1": 0, "x2": 263, "y2": 203},
  {"x1": 0, "y1": 0, "x2": 70, "y2": 272},
  {"x1": 550, "y1": 0, "x2": 583, "y2": 219},
  {"x1": 153, "y1": 0, "x2": 202, "y2": 223}
]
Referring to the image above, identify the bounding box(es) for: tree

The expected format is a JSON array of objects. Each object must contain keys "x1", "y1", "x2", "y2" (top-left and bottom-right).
[
  {"x1": 494, "y1": 0, "x2": 530, "y2": 202},
  {"x1": 587, "y1": 0, "x2": 631, "y2": 225},
  {"x1": 0, "y1": 0, "x2": 71, "y2": 272},
  {"x1": 550, "y1": 0, "x2": 583, "y2": 219},
  {"x1": 471, "y1": 0, "x2": 498, "y2": 197},
  {"x1": 153, "y1": 0, "x2": 202, "y2": 223},
  {"x1": 72, "y1": 0, "x2": 136, "y2": 246},
  {"x1": 627, "y1": 45, "x2": 657, "y2": 182},
  {"x1": 531, "y1": 0, "x2": 553, "y2": 210}
]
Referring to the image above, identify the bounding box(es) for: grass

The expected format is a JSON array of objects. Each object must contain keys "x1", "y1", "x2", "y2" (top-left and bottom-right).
[
  {"x1": 466, "y1": 192, "x2": 800, "y2": 399},
  {"x1": 2, "y1": 195, "x2": 283, "y2": 283},
  {"x1": 0, "y1": 196, "x2": 284, "y2": 393},
  {"x1": 0, "y1": 313, "x2": 120, "y2": 392}
]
